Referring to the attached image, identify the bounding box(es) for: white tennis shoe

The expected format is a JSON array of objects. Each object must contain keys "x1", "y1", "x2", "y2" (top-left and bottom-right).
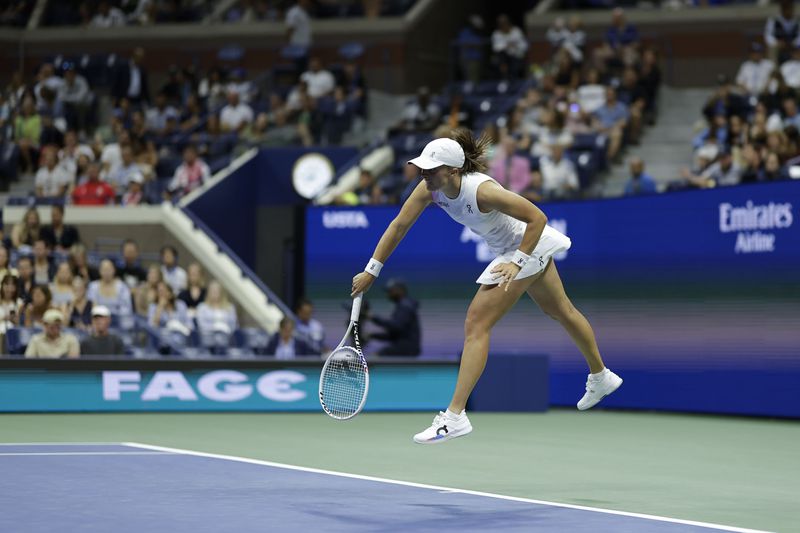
[
  {"x1": 413, "y1": 410, "x2": 473, "y2": 444},
  {"x1": 577, "y1": 368, "x2": 623, "y2": 410}
]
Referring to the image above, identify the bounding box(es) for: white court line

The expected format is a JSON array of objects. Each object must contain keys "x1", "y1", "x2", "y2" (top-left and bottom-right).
[
  {"x1": 0, "y1": 451, "x2": 177, "y2": 457},
  {"x1": 123, "y1": 442, "x2": 770, "y2": 533},
  {"x1": 0, "y1": 442, "x2": 125, "y2": 446}
]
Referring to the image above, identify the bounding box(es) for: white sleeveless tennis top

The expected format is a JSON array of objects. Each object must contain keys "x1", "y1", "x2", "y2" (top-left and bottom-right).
[{"x1": 431, "y1": 172, "x2": 572, "y2": 283}]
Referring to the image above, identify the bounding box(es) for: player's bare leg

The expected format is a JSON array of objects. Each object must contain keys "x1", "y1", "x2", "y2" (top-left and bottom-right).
[{"x1": 527, "y1": 260, "x2": 622, "y2": 410}]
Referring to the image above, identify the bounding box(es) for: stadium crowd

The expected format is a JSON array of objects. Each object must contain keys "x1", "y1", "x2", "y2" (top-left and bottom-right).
[{"x1": 673, "y1": 0, "x2": 800, "y2": 189}]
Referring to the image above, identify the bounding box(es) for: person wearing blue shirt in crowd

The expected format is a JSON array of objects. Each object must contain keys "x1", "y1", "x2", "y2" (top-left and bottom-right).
[
  {"x1": 367, "y1": 278, "x2": 420, "y2": 356},
  {"x1": 266, "y1": 317, "x2": 317, "y2": 359},
  {"x1": 624, "y1": 157, "x2": 658, "y2": 196},
  {"x1": 593, "y1": 87, "x2": 629, "y2": 162}
]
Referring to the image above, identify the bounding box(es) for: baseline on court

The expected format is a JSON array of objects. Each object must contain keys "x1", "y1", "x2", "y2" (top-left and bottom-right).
[{"x1": 0, "y1": 443, "x2": 767, "y2": 533}]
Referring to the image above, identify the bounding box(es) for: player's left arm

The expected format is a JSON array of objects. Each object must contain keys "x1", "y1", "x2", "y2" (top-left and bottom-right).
[{"x1": 477, "y1": 181, "x2": 548, "y2": 289}]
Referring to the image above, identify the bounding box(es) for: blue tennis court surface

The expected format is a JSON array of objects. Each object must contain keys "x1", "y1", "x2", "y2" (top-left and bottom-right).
[{"x1": 0, "y1": 443, "x2": 766, "y2": 533}]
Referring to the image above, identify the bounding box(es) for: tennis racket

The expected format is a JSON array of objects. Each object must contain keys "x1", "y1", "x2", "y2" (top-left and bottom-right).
[{"x1": 319, "y1": 293, "x2": 369, "y2": 420}]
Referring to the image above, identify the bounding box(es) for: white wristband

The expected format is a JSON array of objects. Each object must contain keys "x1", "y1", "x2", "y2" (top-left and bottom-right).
[
  {"x1": 365, "y1": 258, "x2": 384, "y2": 277},
  {"x1": 511, "y1": 249, "x2": 531, "y2": 269}
]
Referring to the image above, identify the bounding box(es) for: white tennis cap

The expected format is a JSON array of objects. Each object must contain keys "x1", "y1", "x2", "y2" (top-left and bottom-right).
[{"x1": 408, "y1": 138, "x2": 465, "y2": 170}]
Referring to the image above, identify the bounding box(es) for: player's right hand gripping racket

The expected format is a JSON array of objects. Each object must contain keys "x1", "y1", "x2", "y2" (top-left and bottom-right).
[{"x1": 319, "y1": 293, "x2": 369, "y2": 420}]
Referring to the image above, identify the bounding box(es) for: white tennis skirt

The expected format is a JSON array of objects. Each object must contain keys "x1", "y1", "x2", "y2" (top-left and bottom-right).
[{"x1": 476, "y1": 226, "x2": 572, "y2": 285}]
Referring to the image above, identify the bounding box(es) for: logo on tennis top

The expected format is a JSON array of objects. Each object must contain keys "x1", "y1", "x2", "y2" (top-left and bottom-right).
[
  {"x1": 436, "y1": 425, "x2": 449, "y2": 435},
  {"x1": 466, "y1": 204, "x2": 473, "y2": 214}
]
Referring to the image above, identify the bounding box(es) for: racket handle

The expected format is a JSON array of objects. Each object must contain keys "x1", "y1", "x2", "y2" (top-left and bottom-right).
[{"x1": 351, "y1": 293, "x2": 363, "y2": 322}]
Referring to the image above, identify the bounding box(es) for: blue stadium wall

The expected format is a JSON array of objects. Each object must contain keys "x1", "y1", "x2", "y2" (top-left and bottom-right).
[{"x1": 304, "y1": 181, "x2": 800, "y2": 418}]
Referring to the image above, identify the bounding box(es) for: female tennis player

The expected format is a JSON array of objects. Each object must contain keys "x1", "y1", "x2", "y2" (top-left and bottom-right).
[{"x1": 351, "y1": 130, "x2": 623, "y2": 444}]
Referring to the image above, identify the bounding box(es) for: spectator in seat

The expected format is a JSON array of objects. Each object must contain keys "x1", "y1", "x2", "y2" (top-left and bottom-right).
[
  {"x1": 300, "y1": 57, "x2": 335, "y2": 99},
  {"x1": 0, "y1": 274, "x2": 22, "y2": 336},
  {"x1": 90, "y1": 0, "x2": 126, "y2": 27},
  {"x1": 14, "y1": 95, "x2": 41, "y2": 175},
  {"x1": 16, "y1": 256, "x2": 35, "y2": 304},
  {"x1": 265, "y1": 316, "x2": 317, "y2": 359},
  {"x1": 111, "y1": 47, "x2": 150, "y2": 107},
  {"x1": 72, "y1": 162, "x2": 116, "y2": 205},
  {"x1": 219, "y1": 90, "x2": 254, "y2": 133},
  {"x1": 491, "y1": 14, "x2": 528, "y2": 80},
  {"x1": 765, "y1": 0, "x2": 800, "y2": 64},
  {"x1": 196, "y1": 280, "x2": 237, "y2": 334},
  {"x1": 50, "y1": 261, "x2": 75, "y2": 311},
  {"x1": 22, "y1": 284, "x2": 53, "y2": 327},
  {"x1": 24, "y1": 308, "x2": 79, "y2": 359},
  {"x1": 160, "y1": 245, "x2": 186, "y2": 294},
  {"x1": 539, "y1": 143, "x2": 579, "y2": 200},
  {"x1": 396, "y1": 86, "x2": 440, "y2": 133},
  {"x1": 67, "y1": 276, "x2": 93, "y2": 331},
  {"x1": 623, "y1": 157, "x2": 658, "y2": 196},
  {"x1": 117, "y1": 239, "x2": 147, "y2": 289},
  {"x1": 592, "y1": 86, "x2": 629, "y2": 163},
  {"x1": 490, "y1": 133, "x2": 533, "y2": 194},
  {"x1": 68, "y1": 243, "x2": 99, "y2": 282},
  {"x1": 178, "y1": 262, "x2": 206, "y2": 318},
  {"x1": 294, "y1": 297, "x2": 324, "y2": 353},
  {"x1": 285, "y1": 0, "x2": 313, "y2": 72},
  {"x1": 148, "y1": 281, "x2": 191, "y2": 331},
  {"x1": 35, "y1": 148, "x2": 71, "y2": 200},
  {"x1": 80, "y1": 305, "x2": 125, "y2": 357},
  {"x1": 736, "y1": 42, "x2": 775, "y2": 97},
  {"x1": 41, "y1": 204, "x2": 80, "y2": 252},
  {"x1": 135, "y1": 264, "x2": 162, "y2": 316},
  {"x1": 106, "y1": 144, "x2": 141, "y2": 194},
  {"x1": 11, "y1": 207, "x2": 43, "y2": 248},
  {"x1": 166, "y1": 145, "x2": 210, "y2": 200},
  {"x1": 59, "y1": 63, "x2": 91, "y2": 134},
  {"x1": 31, "y1": 238, "x2": 55, "y2": 286},
  {"x1": 780, "y1": 44, "x2": 800, "y2": 89},
  {"x1": 87, "y1": 259, "x2": 133, "y2": 317},
  {"x1": 121, "y1": 171, "x2": 146, "y2": 206}
]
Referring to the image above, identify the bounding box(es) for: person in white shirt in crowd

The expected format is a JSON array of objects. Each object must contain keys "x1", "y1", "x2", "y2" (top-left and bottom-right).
[
  {"x1": 300, "y1": 57, "x2": 335, "y2": 99},
  {"x1": 736, "y1": 42, "x2": 775, "y2": 96},
  {"x1": 219, "y1": 90, "x2": 254, "y2": 133},
  {"x1": 780, "y1": 44, "x2": 800, "y2": 89},
  {"x1": 225, "y1": 68, "x2": 255, "y2": 104},
  {"x1": 286, "y1": 0, "x2": 313, "y2": 50},
  {"x1": 575, "y1": 68, "x2": 606, "y2": 114},
  {"x1": 58, "y1": 130, "x2": 93, "y2": 179},
  {"x1": 35, "y1": 148, "x2": 72, "y2": 199},
  {"x1": 105, "y1": 144, "x2": 140, "y2": 194},
  {"x1": 396, "y1": 86, "x2": 441, "y2": 133},
  {"x1": 167, "y1": 145, "x2": 210, "y2": 200},
  {"x1": 196, "y1": 281, "x2": 238, "y2": 334},
  {"x1": 145, "y1": 92, "x2": 178, "y2": 135},
  {"x1": 90, "y1": 0, "x2": 127, "y2": 28},
  {"x1": 538, "y1": 143, "x2": 579, "y2": 200},
  {"x1": 491, "y1": 14, "x2": 528, "y2": 79},
  {"x1": 293, "y1": 298, "x2": 325, "y2": 353},
  {"x1": 160, "y1": 245, "x2": 187, "y2": 294},
  {"x1": 100, "y1": 129, "x2": 131, "y2": 180}
]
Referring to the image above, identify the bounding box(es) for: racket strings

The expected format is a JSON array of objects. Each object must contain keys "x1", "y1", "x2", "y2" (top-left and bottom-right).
[{"x1": 319, "y1": 347, "x2": 368, "y2": 419}]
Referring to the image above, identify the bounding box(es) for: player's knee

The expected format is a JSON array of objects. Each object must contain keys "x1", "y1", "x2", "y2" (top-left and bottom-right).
[{"x1": 463, "y1": 314, "x2": 488, "y2": 339}]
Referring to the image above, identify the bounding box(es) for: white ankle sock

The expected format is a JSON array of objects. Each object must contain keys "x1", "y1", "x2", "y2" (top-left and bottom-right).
[
  {"x1": 445, "y1": 409, "x2": 462, "y2": 419},
  {"x1": 590, "y1": 368, "x2": 609, "y2": 380}
]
